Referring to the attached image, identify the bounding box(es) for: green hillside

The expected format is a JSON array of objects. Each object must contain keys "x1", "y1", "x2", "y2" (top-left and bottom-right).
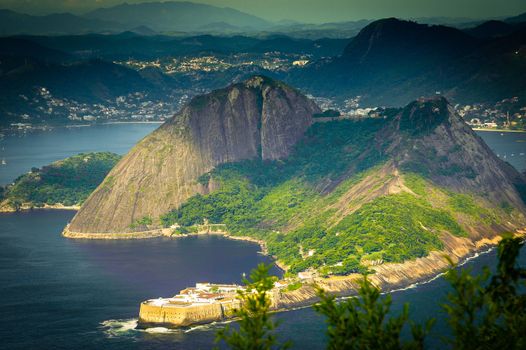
[
  {"x1": 0, "y1": 152, "x2": 121, "y2": 210},
  {"x1": 160, "y1": 110, "x2": 521, "y2": 276}
]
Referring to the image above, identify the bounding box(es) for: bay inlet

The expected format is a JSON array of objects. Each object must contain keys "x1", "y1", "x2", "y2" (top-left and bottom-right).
[{"x1": 0, "y1": 125, "x2": 524, "y2": 349}]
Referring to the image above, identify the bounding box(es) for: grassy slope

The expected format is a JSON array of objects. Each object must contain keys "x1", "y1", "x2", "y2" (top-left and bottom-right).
[
  {"x1": 159, "y1": 118, "x2": 515, "y2": 276},
  {"x1": 0, "y1": 152, "x2": 121, "y2": 209}
]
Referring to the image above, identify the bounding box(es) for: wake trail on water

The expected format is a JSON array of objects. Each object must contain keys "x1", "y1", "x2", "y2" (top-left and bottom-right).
[{"x1": 100, "y1": 317, "x2": 235, "y2": 338}]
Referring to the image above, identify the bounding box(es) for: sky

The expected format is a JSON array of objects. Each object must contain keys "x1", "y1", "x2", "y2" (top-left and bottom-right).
[{"x1": 1, "y1": 0, "x2": 525, "y2": 23}]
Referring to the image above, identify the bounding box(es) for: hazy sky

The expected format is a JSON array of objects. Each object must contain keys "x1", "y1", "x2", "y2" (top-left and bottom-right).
[{"x1": 1, "y1": 0, "x2": 525, "y2": 23}]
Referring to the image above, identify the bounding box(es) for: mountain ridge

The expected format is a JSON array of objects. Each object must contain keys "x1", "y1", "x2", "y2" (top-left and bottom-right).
[
  {"x1": 288, "y1": 17, "x2": 526, "y2": 105},
  {"x1": 85, "y1": 1, "x2": 271, "y2": 33},
  {"x1": 65, "y1": 77, "x2": 526, "y2": 278},
  {"x1": 67, "y1": 76, "x2": 320, "y2": 233},
  {"x1": 155, "y1": 94, "x2": 526, "y2": 274}
]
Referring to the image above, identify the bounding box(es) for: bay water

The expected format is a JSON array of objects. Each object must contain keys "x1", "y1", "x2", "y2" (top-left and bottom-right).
[{"x1": 0, "y1": 125, "x2": 524, "y2": 349}]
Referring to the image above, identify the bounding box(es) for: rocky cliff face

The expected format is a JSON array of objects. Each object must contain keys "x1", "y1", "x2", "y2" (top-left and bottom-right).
[
  {"x1": 385, "y1": 97, "x2": 526, "y2": 213},
  {"x1": 68, "y1": 76, "x2": 320, "y2": 234}
]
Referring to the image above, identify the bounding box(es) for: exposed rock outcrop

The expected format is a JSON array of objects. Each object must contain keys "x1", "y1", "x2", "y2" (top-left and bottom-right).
[
  {"x1": 68, "y1": 76, "x2": 320, "y2": 234},
  {"x1": 386, "y1": 97, "x2": 526, "y2": 213}
]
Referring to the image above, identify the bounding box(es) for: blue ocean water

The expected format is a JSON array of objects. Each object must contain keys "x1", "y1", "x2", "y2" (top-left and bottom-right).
[
  {"x1": 0, "y1": 123, "x2": 160, "y2": 186},
  {"x1": 0, "y1": 125, "x2": 524, "y2": 349}
]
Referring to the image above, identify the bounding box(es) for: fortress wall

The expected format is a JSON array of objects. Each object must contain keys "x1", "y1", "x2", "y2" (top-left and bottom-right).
[
  {"x1": 139, "y1": 302, "x2": 226, "y2": 327},
  {"x1": 219, "y1": 299, "x2": 242, "y2": 317}
]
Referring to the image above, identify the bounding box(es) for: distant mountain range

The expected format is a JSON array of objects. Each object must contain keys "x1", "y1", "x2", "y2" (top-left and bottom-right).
[
  {"x1": 288, "y1": 17, "x2": 526, "y2": 106},
  {"x1": 1, "y1": 1, "x2": 524, "y2": 38},
  {"x1": 0, "y1": 9, "x2": 123, "y2": 36},
  {"x1": 21, "y1": 33, "x2": 348, "y2": 61},
  {"x1": 84, "y1": 1, "x2": 271, "y2": 33},
  {"x1": 0, "y1": 2, "x2": 272, "y2": 36},
  {"x1": 1, "y1": 12, "x2": 526, "y2": 126}
]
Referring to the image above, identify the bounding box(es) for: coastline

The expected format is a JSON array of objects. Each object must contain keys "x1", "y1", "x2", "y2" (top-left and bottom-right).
[
  {"x1": 100, "y1": 121, "x2": 164, "y2": 125},
  {"x1": 62, "y1": 224, "x2": 169, "y2": 239},
  {"x1": 0, "y1": 203, "x2": 80, "y2": 213},
  {"x1": 135, "y1": 228, "x2": 526, "y2": 328},
  {"x1": 274, "y1": 228, "x2": 526, "y2": 310},
  {"x1": 61, "y1": 226, "x2": 289, "y2": 271},
  {"x1": 472, "y1": 128, "x2": 526, "y2": 133},
  {"x1": 2, "y1": 121, "x2": 164, "y2": 134},
  {"x1": 64, "y1": 224, "x2": 526, "y2": 327}
]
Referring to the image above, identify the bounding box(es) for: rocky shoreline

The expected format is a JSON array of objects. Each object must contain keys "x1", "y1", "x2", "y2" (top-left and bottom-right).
[
  {"x1": 133, "y1": 228, "x2": 526, "y2": 328},
  {"x1": 0, "y1": 203, "x2": 80, "y2": 213},
  {"x1": 62, "y1": 224, "x2": 525, "y2": 290},
  {"x1": 61, "y1": 221, "x2": 526, "y2": 325},
  {"x1": 273, "y1": 229, "x2": 526, "y2": 311},
  {"x1": 62, "y1": 224, "x2": 169, "y2": 239}
]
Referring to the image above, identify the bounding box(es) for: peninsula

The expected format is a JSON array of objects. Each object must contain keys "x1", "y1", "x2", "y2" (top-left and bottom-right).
[
  {"x1": 59, "y1": 76, "x2": 526, "y2": 326},
  {"x1": 0, "y1": 152, "x2": 120, "y2": 212}
]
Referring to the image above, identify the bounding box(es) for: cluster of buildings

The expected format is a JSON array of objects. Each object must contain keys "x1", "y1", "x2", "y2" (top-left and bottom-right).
[
  {"x1": 310, "y1": 95, "x2": 526, "y2": 130},
  {"x1": 310, "y1": 95, "x2": 382, "y2": 119},
  {"x1": 119, "y1": 56, "x2": 233, "y2": 74},
  {"x1": 456, "y1": 97, "x2": 526, "y2": 130},
  {"x1": 6, "y1": 87, "x2": 190, "y2": 128},
  {"x1": 149, "y1": 283, "x2": 244, "y2": 306},
  {"x1": 117, "y1": 52, "x2": 312, "y2": 75}
]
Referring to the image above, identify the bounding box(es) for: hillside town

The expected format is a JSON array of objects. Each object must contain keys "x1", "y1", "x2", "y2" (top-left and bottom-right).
[
  {"x1": 455, "y1": 97, "x2": 526, "y2": 130},
  {"x1": 116, "y1": 52, "x2": 312, "y2": 75},
  {"x1": 4, "y1": 86, "x2": 190, "y2": 131},
  {"x1": 4, "y1": 81, "x2": 526, "y2": 133}
]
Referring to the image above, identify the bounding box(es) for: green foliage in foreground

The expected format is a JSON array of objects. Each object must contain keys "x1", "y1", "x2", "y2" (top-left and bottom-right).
[
  {"x1": 0, "y1": 152, "x2": 120, "y2": 208},
  {"x1": 444, "y1": 235, "x2": 526, "y2": 349},
  {"x1": 215, "y1": 263, "x2": 290, "y2": 350},
  {"x1": 315, "y1": 278, "x2": 434, "y2": 350},
  {"x1": 219, "y1": 236, "x2": 525, "y2": 350}
]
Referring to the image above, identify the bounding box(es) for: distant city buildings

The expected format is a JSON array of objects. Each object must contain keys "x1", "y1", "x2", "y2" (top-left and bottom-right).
[{"x1": 456, "y1": 97, "x2": 525, "y2": 130}]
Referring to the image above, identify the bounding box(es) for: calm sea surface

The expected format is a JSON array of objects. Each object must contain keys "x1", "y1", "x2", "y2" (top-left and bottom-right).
[
  {"x1": 0, "y1": 123, "x2": 160, "y2": 186},
  {"x1": 0, "y1": 125, "x2": 525, "y2": 349}
]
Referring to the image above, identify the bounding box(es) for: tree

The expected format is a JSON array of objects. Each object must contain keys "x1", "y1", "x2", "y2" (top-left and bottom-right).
[
  {"x1": 443, "y1": 234, "x2": 526, "y2": 349},
  {"x1": 215, "y1": 263, "x2": 291, "y2": 350},
  {"x1": 314, "y1": 276, "x2": 434, "y2": 350}
]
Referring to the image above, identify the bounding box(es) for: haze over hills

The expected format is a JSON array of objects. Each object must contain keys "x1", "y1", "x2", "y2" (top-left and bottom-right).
[
  {"x1": 288, "y1": 17, "x2": 526, "y2": 106},
  {"x1": 1, "y1": 7, "x2": 526, "y2": 127},
  {"x1": 0, "y1": 33, "x2": 344, "y2": 126},
  {"x1": 0, "y1": 9, "x2": 124, "y2": 36},
  {"x1": 2, "y1": 0, "x2": 524, "y2": 38},
  {"x1": 24, "y1": 33, "x2": 348, "y2": 60},
  {"x1": 0, "y1": 2, "x2": 274, "y2": 36},
  {"x1": 85, "y1": 1, "x2": 271, "y2": 33}
]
